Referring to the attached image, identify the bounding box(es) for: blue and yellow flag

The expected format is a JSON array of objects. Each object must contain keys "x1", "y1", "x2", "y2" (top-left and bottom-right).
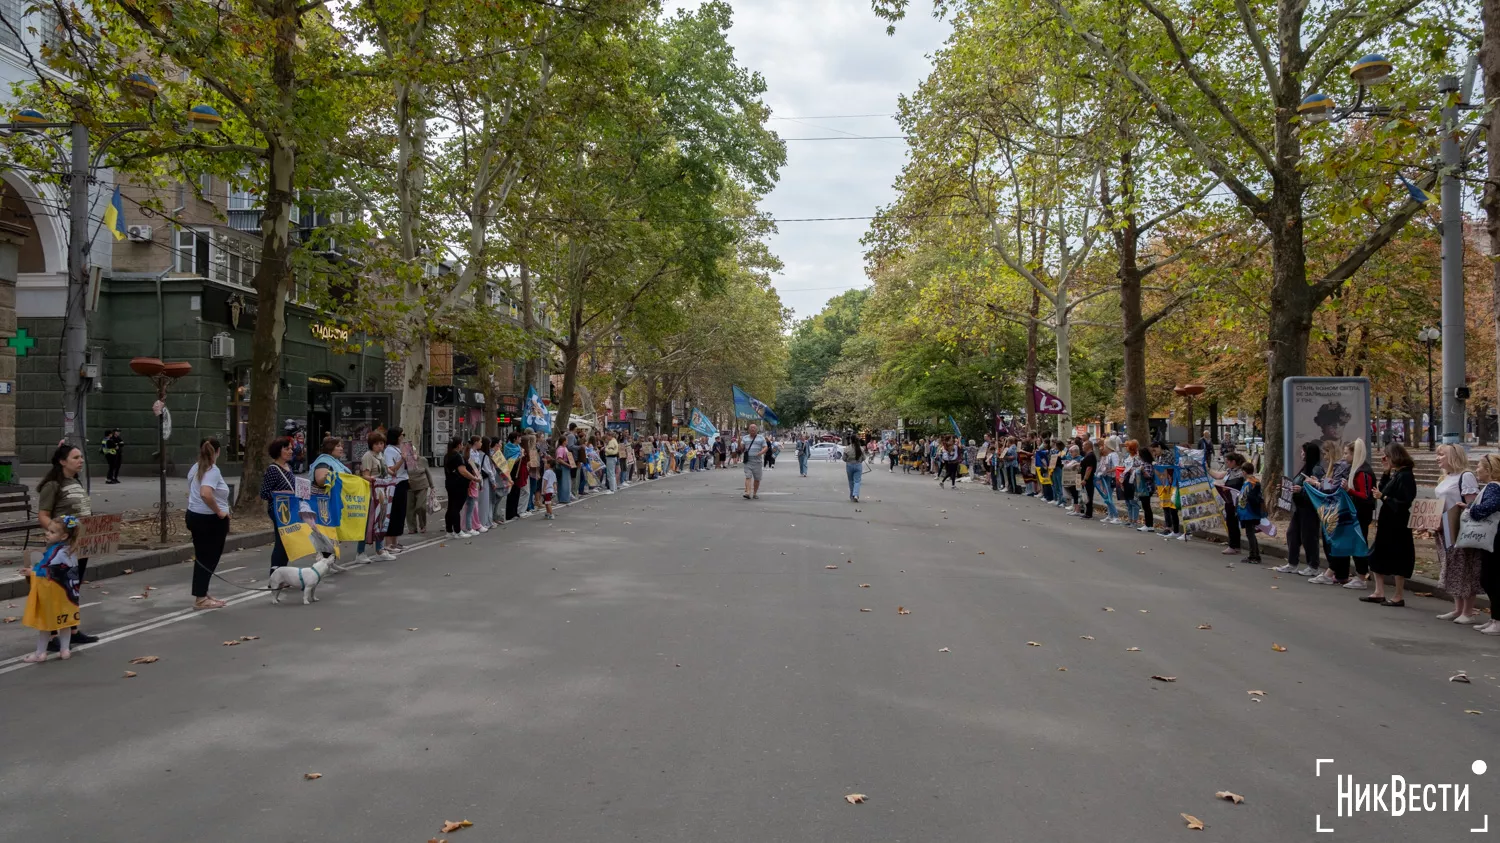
[
  {"x1": 1303, "y1": 484, "x2": 1371, "y2": 558},
  {"x1": 103, "y1": 185, "x2": 126, "y2": 241},
  {"x1": 732, "y1": 385, "x2": 780, "y2": 426},
  {"x1": 689, "y1": 408, "x2": 718, "y2": 439},
  {"x1": 1398, "y1": 174, "x2": 1432, "y2": 205},
  {"x1": 271, "y1": 492, "x2": 338, "y2": 562}
]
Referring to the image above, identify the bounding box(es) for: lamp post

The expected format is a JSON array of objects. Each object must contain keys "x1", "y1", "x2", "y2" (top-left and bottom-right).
[
  {"x1": 1174, "y1": 384, "x2": 1206, "y2": 446},
  {"x1": 1299, "y1": 54, "x2": 1479, "y2": 447},
  {"x1": 2, "y1": 76, "x2": 221, "y2": 460},
  {"x1": 1418, "y1": 327, "x2": 1440, "y2": 450},
  {"x1": 129, "y1": 356, "x2": 191, "y2": 543}
]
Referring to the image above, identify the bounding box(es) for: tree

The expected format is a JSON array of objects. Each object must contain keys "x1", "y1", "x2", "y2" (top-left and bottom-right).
[{"x1": 777, "y1": 289, "x2": 868, "y2": 426}]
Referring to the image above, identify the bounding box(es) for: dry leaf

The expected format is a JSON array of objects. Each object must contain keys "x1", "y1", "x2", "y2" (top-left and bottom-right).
[
  {"x1": 1126, "y1": 647, "x2": 1141, "y2": 652},
  {"x1": 859, "y1": 608, "x2": 871, "y2": 612},
  {"x1": 1080, "y1": 635, "x2": 1094, "y2": 640},
  {"x1": 859, "y1": 583, "x2": 871, "y2": 588},
  {"x1": 1181, "y1": 813, "x2": 1204, "y2": 830},
  {"x1": 1096, "y1": 549, "x2": 1103, "y2": 553},
  {"x1": 239, "y1": 635, "x2": 259, "y2": 641},
  {"x1": 938, "y1": 647, "x2": 950, "y2": 653},
  {"x1": 844, "y1": 793, "x2": 867, "y2": 804},
  {"x1": 1465, "y1": 710, "x2": 1483, "y2": 715},
  {"x1": 313, "y1": 627, "x2": 322, "y2": 631},
  {"x1": 128, "y1": 595, "x2": 145, "y2": 600},
  {"x1": 1102, "y1": 607, "x2": 1115, "y2": 612},
  {"x1": 825, "y1": 565, "x2": 839, "y2": 570},
  {"x1": 1449, "y1": 672, "x2": 1471, "y2": 683},
  {"x1": 1197, "y1": 624, "x2": 1212, "y2": 630},
  {"x1": 977, "y1": 551, "x2": 985, "y2": 555},
  {"x1": 128, "y1": 656, "x2": 159, "y2": 664},
  {"x1": 1216, "y1": 791, "x2": 1244, "y2": 804},
  {"x1": 122, "y1": 568, "x2": 134, "y2": 574},
  {"x1": 122, "y1": 671, "x2": 137, "y2": 678},
  {"x1": 304, "y1": 773, "x2": 322, "y2": 780},
  {"x1": 440, "y1": 820, "x2": 473, "y2": 833},
  {"x1": 1057, "y1": 667, "x2": 1067, "y2": 671},
  {"x1": 847, "y1": 559, "x2": 853, "y2": 564},
  {"x1": 1270, "y1": 585, "x2": 1279, "y2": 590},
  {"x1": 1, "y1": 616, "x2": 16, "y2": 624},
  {"x1": 407, "y1": 627, "x2": 419, "y2": 631},
  {"x1": 1135, "y1": 550, "x2": 1146, "y2": 555},
  {"x1": 897, "y1": 606, "x2": 910, "y2": 615},
  {"x1": 1151, "y1": 675, "x2": 1177, "y2": 682},
  {"x1": 1247, "y1": 690, "x2": 1266, "y2": 696},
  {"x1": 1139, "y1": 610, "x2": 1150, "y2": 614},
  {"x1": 1026, "y1": 641, "x2": 1042, "y2": 647},
  {"x1": 1271, "y1": 643, "x2": 1287, "y2": 652},
  {"x1": 1412, "y1": 591, "x2": 1432, "y2": 597},
  {"x1": 222, "y1": 640, "x2": 240, "y2": 647}
]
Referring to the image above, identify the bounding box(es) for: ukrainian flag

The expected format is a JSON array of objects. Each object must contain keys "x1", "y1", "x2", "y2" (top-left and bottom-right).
[
  {"x1": 1398, "y1": 174, "x2": 1432, "y2": 205},
  {"x1": 103, "y1": 185, "x2": 126, "y2": 241}
]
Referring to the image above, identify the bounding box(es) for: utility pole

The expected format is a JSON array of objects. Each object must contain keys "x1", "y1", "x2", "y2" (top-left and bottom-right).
[
  {"x1": 63, "y1": 120, "x2": 90, "y2": 453},
  {"x1": 1439, "y1": 70, "x2": 1477, "y2": 444}
]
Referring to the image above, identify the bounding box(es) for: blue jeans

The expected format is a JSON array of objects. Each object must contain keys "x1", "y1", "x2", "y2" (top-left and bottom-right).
[
  {"x1": 1125, "y1": 496, "x2": 1141, "y2": 523},
  {"x1": 557, "y1": 466, "x2": 573, "y2": 504},
  {"x1": 605, "y1": 456, "x2": 617, "y2": 490},
  {"x1": 798, "y1": 454, "x2": 809, "y2": 475},
  {"x1": 1097, "y1": 483, "x2": 1118, "y2": 520},
  {"x1": 846, "y1": 461, "x2": 864, "y2": 498},
  {"x1": 527, "y1": 475, "x2": 540, "y2": 511}
]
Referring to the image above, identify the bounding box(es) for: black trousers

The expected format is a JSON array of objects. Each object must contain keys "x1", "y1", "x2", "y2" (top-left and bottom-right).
[
  {"x1": 267, "y1": 507, "x2": 288, "y2": 571},
  {"x1": 1287, "y1": 501, "x2": 1320, "y2": 569},
  {"x1": 105, "y1": 453, "x2": 122, "y2": 481},
  {"x1": 506, "y1": 479, "x2": 522, "y2": 520},
  {"x1": 1481, "y1": 550, "x2": 1500, "y2": 603},
  {"x1": 186, "y1": 510, "x2": 229, "y2": 598},
  {"x1": 387, "y1": 480, "x2": 409, "y2": 537},
  {"x1": 1241, "y1": 519, "x2": 1261, "y2": 559},
  {"x1": 1164, "y1": 507, "x2": 1181, "y2": 534},
  {"x1": 1083, "y1": 477, "x2": 1095, "y2": 517},
  {"x1": 943, "y1": 461, "x2": 958, "y2": 486},
  {"x1": 445, "y1": 485, "x2": 467, "y2": 533},
  {"x1": 1139, "y1": 495, "x2": 1154, "y2": 528},
  {"x1": 1225, "y1": 508, "x2": 1241, "y2": 550}
]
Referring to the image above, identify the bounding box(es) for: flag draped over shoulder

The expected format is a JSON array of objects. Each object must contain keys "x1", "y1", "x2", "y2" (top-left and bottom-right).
[
  {"x1": 1303, "y1": 484, "x2": 1371, "y2": 558},
  {"x1": 732, "y1": 385, "x2": 780, "y2": 426},
  {"x1": 689, "y1": 408, "x2": 718, "y2": 438}
]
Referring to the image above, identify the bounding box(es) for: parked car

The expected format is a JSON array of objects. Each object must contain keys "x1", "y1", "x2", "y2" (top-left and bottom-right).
[{"x1": 810, "y1": 442, "x2": 842, "y2": 460}]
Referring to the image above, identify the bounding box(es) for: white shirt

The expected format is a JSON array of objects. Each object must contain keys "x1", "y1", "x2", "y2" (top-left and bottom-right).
[
  {"x1": 1100, "y1": 452, "x2": 1120, "y2": 474},
  {"x1": 1435, "y1": 470, "x2": 1479, "y2": 544},
  {"x1": 384, "y1": 444, "x2": 408, "y2": 482},
  {"x1": 187, "y1": 463, "x2": 230, "y2": 516}
]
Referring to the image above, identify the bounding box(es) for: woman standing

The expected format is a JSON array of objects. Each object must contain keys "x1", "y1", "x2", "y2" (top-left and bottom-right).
[
  {"x1": 1135, "y1": 445, "x2": 1157, "y2": 531},
  {"x1": 1121, "y1": 440, "x2": 1144, "y2": 527},
  {"x1": 525, "y1": 434, "x2": 542, "y2": 514},
  {"x1": 1096, "y1": 438, "x2": 1121, "y2": 525},
  {"x1": 402, "y1": 434, "x2": 431, "y2": 534},
  {"x1": 36, "y1": 444, "x2": 98, "y2": 646},
  {"x1": 444, "y1": 436, "x2": 479, "y2": 538},
  {"x1": 504, "y1": 432, "x2": 525, "y2": 521},
  {"x1": 384, "y1": 428, "x2": 410, "y2": 553},
  {"x1": 1465, "y1": 454, "x2": 1500, "y2": 634},
  {"x1": 185, "y1": 438, "x2": 231, "y2": 610},
  {"x1": 258, "y1": 437, "x2": 297, "y2": 574},
  {"x1": 1274, "y1": 441, "x2": 1325, "y2": 578},
  {"x1": 1362, "y1": 443, "x2": 1417, "y2": 607},
  {"x1": 1433, "y1": 443, "x2": 1484, "y2": 624},
  {"x1": 356, "y1": 431, "x2": 395, "y2": 563},
  {"x1": 469, "y1": 437, "x2": 494, "y2": 532},
  {"x1": 939, "y1": 436, "x2": 960, "y2": 489},
  {"x1": 843, "y1": 434, "x2": 866, "y2": 502}
]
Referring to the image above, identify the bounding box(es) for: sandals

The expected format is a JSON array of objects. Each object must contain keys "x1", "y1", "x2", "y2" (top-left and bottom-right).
[
  {"x1": 1382, "y1": 599, "x2": 1405, "y2": 607},
  {"x1": 21, "y1": 652, "x2": 47, "y2": 663},
  {"x1": 193, "y1": 597, "x2": 228, "y2": 610}
]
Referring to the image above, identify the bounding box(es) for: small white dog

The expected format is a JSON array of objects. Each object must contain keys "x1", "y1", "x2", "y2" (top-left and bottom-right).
[{"x1": 267, "y1": 555, "x2": 335, "y2": 604}]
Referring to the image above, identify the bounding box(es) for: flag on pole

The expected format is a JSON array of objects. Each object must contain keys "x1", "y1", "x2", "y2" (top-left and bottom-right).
[
  {"x1": 103, "y1": 185, "x2": 127, "y2": 241},
  {"x1": 1033, "y1": 386, "x2": 1066, "y2": 415},
  {"x1": 732, "y1": 385, "x2": 780, "y2": 426},
  {"x1": 948, "y1": 414, "x2": 962, "y2": 438},
  {"x1": 522, "y1": 385, "x2": 552, "y2": 433},
  {"x1": 1397, "y1": 174, "x2": 1432, "y2": 205},
  {"x1": 689, "y1": 408, "x2": 718, "y2": 438}
]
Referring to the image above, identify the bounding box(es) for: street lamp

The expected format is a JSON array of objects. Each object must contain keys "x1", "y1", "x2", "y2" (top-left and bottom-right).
[
  {"x1": 1418, "y1": 327, "x2": 1440, "y2": 451},
  {"x1": 1174, "y1": 384, "x2": 1206, "y2": 446},
  {"x1": 1300, "y1": 54, "x2": 1479, "y2": 447},
  {"x1": 129, "y1": 356, "x2": 192, "y2": 543},
  {"x1": 0, "y1": 77, "x2": 221, "y2": 464}
]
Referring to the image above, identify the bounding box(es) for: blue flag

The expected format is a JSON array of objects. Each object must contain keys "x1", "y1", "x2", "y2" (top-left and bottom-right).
[
  {"x1": 1303, "y1": 484, "x2": 1371, "y2": 558},
  {"x1": 522, "y1": 385, "x2": 552, "y2": 434},
  {"x1": 732, "y1": 385, "x2": 779, "y2": 426},
  {"x1": 948, "y1": 415, "x2": 962, "y2": 438},
  {"x1": 689, "y1": 408, "x2": 718, "y2": 438}
]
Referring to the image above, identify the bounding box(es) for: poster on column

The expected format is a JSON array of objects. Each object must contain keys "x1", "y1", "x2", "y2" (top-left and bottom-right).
[{"x1": 1282, "y1": 377, "x2": 1370, "y2": 482}]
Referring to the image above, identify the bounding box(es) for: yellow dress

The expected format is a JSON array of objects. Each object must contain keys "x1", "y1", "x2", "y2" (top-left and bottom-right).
[{"x1": 23, "y1": 571, "x2": 79, "y2": 632}]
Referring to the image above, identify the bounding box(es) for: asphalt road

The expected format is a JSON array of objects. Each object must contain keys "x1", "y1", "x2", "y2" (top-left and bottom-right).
[{"x1": 2, "y1": 458, "x2": 1497, "y2": 842}]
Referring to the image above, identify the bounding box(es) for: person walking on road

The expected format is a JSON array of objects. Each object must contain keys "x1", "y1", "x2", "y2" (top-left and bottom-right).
[
  {"x1": 185, "y1": 437, "x2": 231, "y2": 610},
  {"x1": 37, "y1": 443, "x2": 99, "y2": 646},
  {"x1": 797, "y1": 434, "x2": 810, "y2": 477},
  {"x1": 742, "y1": 423, "x2": 768, "y2": 499},
  {"x1": 1362, "y1": 443, "x2": 1416, "y2": 607},
  {"x1": 939, "y1": 436, "x2": 960, "y2": 488},
  {"x1": 843, "y1": 434, "x2": 866, "y2": 502}
]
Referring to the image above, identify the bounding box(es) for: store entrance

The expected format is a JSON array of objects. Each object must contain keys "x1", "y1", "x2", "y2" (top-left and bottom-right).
[{"x1": 307, "y1": 376, "x2": 340, "y2": 447}]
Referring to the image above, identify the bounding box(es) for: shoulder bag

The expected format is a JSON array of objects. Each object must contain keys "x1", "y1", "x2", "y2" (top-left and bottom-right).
[{"x1": 1455, "y1": 480, "x2": 1500, "y2": 551}]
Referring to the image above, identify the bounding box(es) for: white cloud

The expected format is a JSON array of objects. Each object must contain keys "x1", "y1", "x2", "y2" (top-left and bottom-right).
[{"x1": 669, "y1": 0, "x2": 950, "y2": 320}]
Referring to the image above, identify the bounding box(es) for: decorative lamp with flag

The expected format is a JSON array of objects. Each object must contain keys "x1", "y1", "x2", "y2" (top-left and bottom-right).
[
  {"x1": 122, "y1": 72, "x2": 160, "y2": 101},
  {"x1": 1350, "y1": 54, "x2": 1393, "y2": 86},
  {"x1": 188, "y1": 104, "x2": 224, "y2": 133},
  {"x1": 1297, "y1": 92, "x2": 1335, "y2": 122},
  {"x1": 10, "y1": 108, "x2": 47, "y2": 126}
]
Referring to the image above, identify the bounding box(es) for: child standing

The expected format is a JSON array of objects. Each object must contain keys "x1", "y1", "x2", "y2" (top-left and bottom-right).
[
  {"x1": 541, "y1": 456, "x2": 558, "y2": 520},
  {"x1": 22, "y1": 515, "x2": 83, "y2": 663},
  {"x1": 1236, "y1": 460, "x2": 1265, "y2": 563}
]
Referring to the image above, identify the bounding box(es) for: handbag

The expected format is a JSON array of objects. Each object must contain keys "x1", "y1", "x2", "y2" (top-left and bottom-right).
[
  {"x1": 428, "y1": 489, "x2": 445, "y2": 513},
  {"x1": 1455, "y1": 482, "x2": 1500, "y2": 551}
]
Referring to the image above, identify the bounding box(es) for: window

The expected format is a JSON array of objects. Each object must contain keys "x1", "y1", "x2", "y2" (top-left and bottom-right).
[
  {"x1": 227, "y1": 184, "x2": 258, "y2": 212},
  {"x1": 174, "y1": 227, "x2": 209, "y2": 276},
  {"x1": 0, "y1": 0, "x2": 27, "y2": 52},
  {"x1": 210, "y1": 233, "x2": 259, "y2": 288},
  {"x1": 198, "y1": 173, "x2": 213, "y2": 199}
]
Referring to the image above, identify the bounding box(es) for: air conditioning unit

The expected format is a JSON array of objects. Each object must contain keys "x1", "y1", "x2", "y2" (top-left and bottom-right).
[
  {"x1": 210, "y1": 333, "x2": 235, "y2": 360},
  {"x1": 126, "y1": 224, "x2": 152, "y2": 242}
]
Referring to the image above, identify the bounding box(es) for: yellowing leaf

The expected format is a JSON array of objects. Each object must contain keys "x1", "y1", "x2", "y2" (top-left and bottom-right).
[
  {"x1": 304, "y1": 773, "x2": 322, "y2": 780},
  {"x1": 844, "y1": 793, "x2": 867, "y2": 804},
  {"x1": 859, "y1": 583, "x2": 871, "y2": 588},
  {"x1": 440, "y1": 820, "x2": 473, "y2": 832},
  {"x1": 1126, "y1": 647, "x2": 1141, "y2": 652},
  {"x1": 859, "y1": 608, "x2": 872, "y2": 612},
  {"x1": 128, "y1": 656, "x2": 159, "y2": 664},
  {"x1": 1216, "y1": 791, "x2": 1244, "y2": 804},
  {"x1": 1465, "y1": 710, "x2": 1483, "y2": 715},
  {"x1": 122, "y1": 670, "x2": 137, "y2": 678},
  {"x1": 1, "y1": 616, "x2": 17, "y2": 624},
  {"x1": 897, "y1": 607, "x2": 910, "y2": 615},
  {"x1": 1181, "y1": 813, "x2": 1205, "y2": 830},
  {"x1": 1197, "y1": 624, "x2": 1212, "y2": 630},
  {"x1": 1247, "y1": 690, "x2": 1266, "y2": 696},
  {"x1": 1272, "y1": 643, "x2": 1287, "y2": 652},
  {"x1": 1026, "y1": 641, "x2": 1041, "y2": 647},
  {"x1": 1102, "y1": 607, "x2": 1115, "y2": 612},
  {"x1": 1449, "y1": 672, "x2": 1470, "y2": 683},
  {"x1": 1151, "y1": 675, "x2": 1177, "y2": 682},
  {"x1": 222, "y1": 640, "x2": 240, "y2": 647},
  {"x1": 1139, "y1": 610, "x2": 1150, "y2": 614}
]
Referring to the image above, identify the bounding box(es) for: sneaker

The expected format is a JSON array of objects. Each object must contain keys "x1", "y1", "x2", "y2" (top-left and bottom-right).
[
  {"x1": 544, "y1": 513, "x2": 554, "y2": 520},
  {"x1": 478, "y1": 525, "x2": 490, "y2": 533},
  {"x1": 1137, "y1": 526, "x2": 1153, "y2": 533},
  {"x1": 1271, "y1": 563, "x2": 1298, "y2": 573},
  {"x1": 1294, "y1": 566, "x2": 1317, "y2": 577},
  {"x1": 1220, "y1": 547, "x2": 1241, "y2": 555},
  {"x1": 460, "y1": 531, "x2": 476, "y2": 538},
  {"x1": 1436, "y1": 610, "x2": 1460, "y2": 620},
  {"x1": 1477, "y1": 621, "x2": 1500, "y2": 634},
  {"x1": 520, "y1": 512, "x2": 532, "y2": 518},
  {"x1": 355, "y1": 553, "x2": 371, "y2": 564},
  {"x1": 1175, "y1": 533, "x2": 1189, "y2": 541},
  {"x1": 1454, "y1": 614, "x2": 1479, "y2": 625},
  {"x1": 376, "y1": 551, "x2": 398, "y2": 562},
  {"x1": 1342, "y1": 577, "x2": 1369, "y2": 589},
  {"x1": 1308, "y1": 572, "x2": 1334, "y2": 584}
]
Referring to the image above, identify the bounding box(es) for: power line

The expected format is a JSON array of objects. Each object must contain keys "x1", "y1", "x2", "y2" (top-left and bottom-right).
[
  {"x1": 782, "y1": 136, "x2": 907, "y2": 141},
  {"x1": 768, "y1": 114, "x2": 894, "y2": 120}
]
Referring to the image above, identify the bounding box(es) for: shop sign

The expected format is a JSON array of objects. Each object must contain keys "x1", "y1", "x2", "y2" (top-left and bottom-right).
[{"x1": 311, "y1": 322, "x2": 351, "y2": 343}]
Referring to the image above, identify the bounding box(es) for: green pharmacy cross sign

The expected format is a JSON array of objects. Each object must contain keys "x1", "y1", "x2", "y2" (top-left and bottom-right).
[{"x1": 7, "y1": 328, "x2": 34, "y2": 357}]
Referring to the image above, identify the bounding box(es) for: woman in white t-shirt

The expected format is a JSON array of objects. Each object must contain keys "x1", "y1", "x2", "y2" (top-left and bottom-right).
[
  {"x1": 185, "y1": 437, "x2": 231, "y2": 610},
  {"x1": 1434, "y1": 443, "x2": 1484, "y2": 624}
]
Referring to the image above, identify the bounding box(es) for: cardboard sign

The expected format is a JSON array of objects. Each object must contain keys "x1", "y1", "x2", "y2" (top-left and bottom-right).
[
  {"x1": 1408, "y1": 498, "x2": 1442, "y2": 532},
  {"x1": 75, "y1": 513, "x2": 121, "y2": 558}
]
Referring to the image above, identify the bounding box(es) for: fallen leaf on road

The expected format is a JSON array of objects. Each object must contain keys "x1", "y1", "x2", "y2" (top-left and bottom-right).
[
  {"x1": 825, "y1": 565, "x2": 839, "y2": 570},
  {"x1": 1126, "y1": 647, "x2": 1141, "y2": 652},
  {"x1": 1102, "y1": 607, "x2": 1115, "y2": 612},
  {"x1": 222, "y1": 640, "x2": 240, "y2": 647},
  {"x1": 1026, "y1": 641, "x2": 1041, "y2": 647},
  {"x1": 128, "y1": 595, "x2": 145, "y2": 600},
  {"x1": 847, "y1": 559, "x2": 853, "y2": 564},
  {"x1": 859, "y1": 583, "x2": 870, "y2": 588},
  {"x1": 1136, "y1": 551, "x2": 1146, "y2": 555},
  {"x1": 1151, "y1": 675, "x2": 1177, "y2": 682},
  {"x1": 313, "y1": 627, "x2": 321, "y2": 631},
  {"x1": 938, "y1": 647, "x2": 950, "y2": 653},
  {"x1": 844, "y1": 793, "x2": 867, "y2": 804},
  {"x1": 1181, "y1": 813, "x2": 1204, "y2": 830},
  {"x1": 703, "y1": 548, "x2": 710, "y2": 551},
  {"x1": 859, "y1": 608, "x2": 871, "y2": 612},
  {"x1": 239, "y1": 635, "x2": 259, "y2": 641},
  {"x1": 128, "y1": 656, "x2": 159, "y2": 664},
  {"x1": 122, "y1": 569, "x2": 134, "y2": 575},
  {"x1": 1465, "y1": 710, "x2": 1483, "y2": 715},
  {"x1": 1272, "y1": 643, "x2": 1287, "y2": 652},
  {"x1": 1270, "y1": 586, "x2": 1279, "y2": 589},
  {"x1": 1096, "y1": 549, "x2": 1103, "y2": 553},
  {"x1": 1197, "y1": 624, "x2": 1212, "y2": 630},
  {"x1": 407, "y1": 627, "x2": 419, "y2": 631},
  {"x1": 977, "y1": 551, "x2": 985, "y2": 555},
  {"x1": 123, "y1": 671, "x2": 137, "y2": 678},
  {"x1": 1, "y1": 617, "x2": 16, "y2": 624},
  {"x1": 1450, "y1": 672, "x2": 1471, "y2": 683},
  {"x1": 1247, "y1": 690, "x2": 1265, "y2": 696},
  {"x1": 1412, "y1": 591, "x2": 1432, "y2": 597},
  {"x1": 304, "y1": 773, "x2": 322, "y2": 780},
  {"x1": 1216, "y1": 791, "x2": 1244, "y2": 804},
  {"x1": 897, "y1": 607, "x2": 910, "y2": 615},
  {"x1": 440, "y1": 820, "x2": 473, "y2": 832},
  {"x1": 1080, "y1": 635, "x2": 1094, "y2": 640},
  {"x1": 1139, "y1": 610, "x2": 1150, "y2": 614}
]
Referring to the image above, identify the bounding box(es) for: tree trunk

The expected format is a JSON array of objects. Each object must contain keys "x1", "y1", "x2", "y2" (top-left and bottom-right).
[
  {"x1": 1121, "y1": 267, "x2": 1149, "y2": 444},
  {"x1": 1483, "y1": 0, "x2": 1500, "y2": 445},
  {"x1": 1262, "y1": 200, "x2": 1314, "y2": 493},
  {"x1": 519, "y1": 257, "x2": 539, "y2": 394},
  {"x1": 644, "y1": 375, "x2": 658, "y2": 435},
  {"x1": 479, "y1": 359, "x2": 498, "y2": 438},
  {"x1": 1054, "y1": 314, "x2": 1072, "y2": 439},
  {"x1": 399, "y1": 335, "x2": 430, "y2": 450},
  {"x1": 1024, "y1": 288, "x2": 1040, "y2": 432},
  {"x1": 393, "y1": 45, "x2": 429, "y2": 452}
]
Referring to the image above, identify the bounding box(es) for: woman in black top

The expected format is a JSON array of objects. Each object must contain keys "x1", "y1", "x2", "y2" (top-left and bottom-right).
[
  {"x1": 443, "y1": 436, "x2": 479, "y2": 537},
  {"x1": 258, "y1": 437, "x2": 297, "y2": 573},
  {"x1": 1362, "y1": 443, "x2": 1417, "y2": 607}
]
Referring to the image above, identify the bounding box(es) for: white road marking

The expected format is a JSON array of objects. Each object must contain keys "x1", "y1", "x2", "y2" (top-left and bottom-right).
[{"x1": 80, "y1": 601, "x2": 101, "y2": 608}]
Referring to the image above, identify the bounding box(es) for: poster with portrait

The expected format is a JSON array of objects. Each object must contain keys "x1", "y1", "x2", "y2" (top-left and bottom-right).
[{"x1": 1282, "y1": 377, "x2": 1370, "y2": 479}]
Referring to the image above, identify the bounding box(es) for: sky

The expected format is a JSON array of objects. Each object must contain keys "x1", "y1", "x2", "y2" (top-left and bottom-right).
[{"x1": 667, "y1": 0, "x2": 952, "y2": 322}]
